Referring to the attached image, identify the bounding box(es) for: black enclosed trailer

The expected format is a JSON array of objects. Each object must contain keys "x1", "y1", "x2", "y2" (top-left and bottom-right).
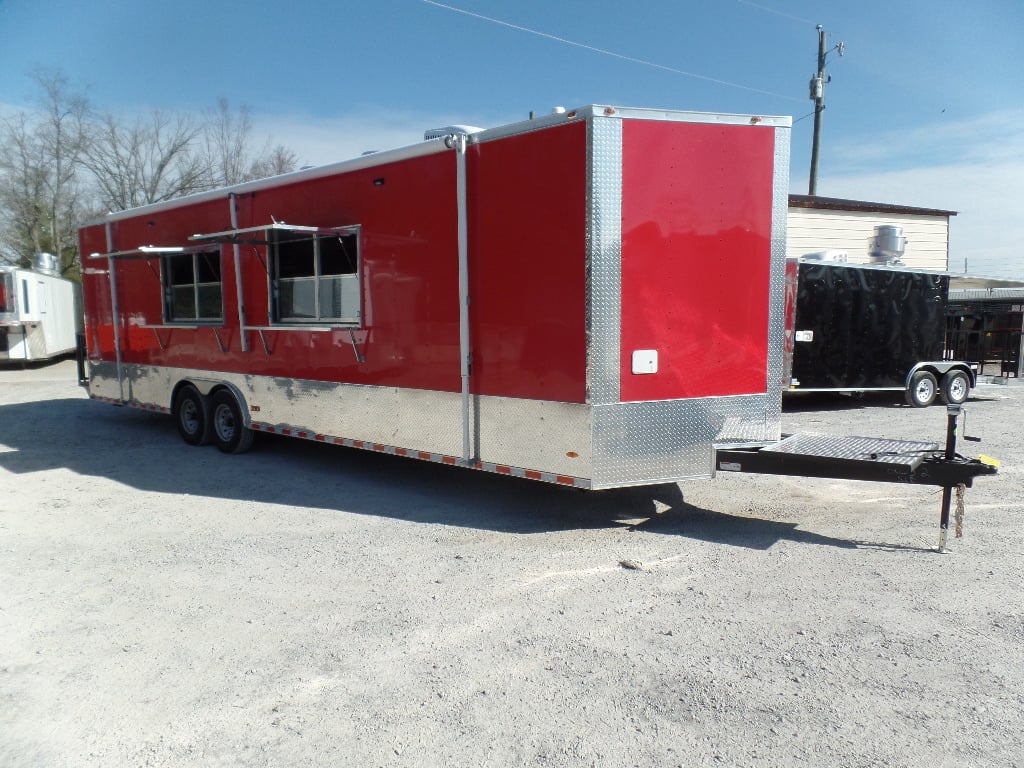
[{"x1": 783, "y1": 259, "x2": 976, "y2": 406}]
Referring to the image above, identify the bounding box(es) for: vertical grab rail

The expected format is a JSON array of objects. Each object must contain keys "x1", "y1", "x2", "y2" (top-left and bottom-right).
[
  {"x1": 455, "y1": 133, "x2": 473, "y2": 465},
  {"x1": 104, "y1": 223, "x2": 125, "y2": 402},
  {"x1": 229, "y1": 193, "x2": 249, "y2": 352}
]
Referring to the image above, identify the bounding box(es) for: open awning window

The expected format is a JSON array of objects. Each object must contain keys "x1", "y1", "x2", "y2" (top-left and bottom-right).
[
  {"x1": 189, "y1": 222, "x2": 360, "y2": 246},
  {"x1": 88, "y1": 244, "x2": 217, "y2": 260}
]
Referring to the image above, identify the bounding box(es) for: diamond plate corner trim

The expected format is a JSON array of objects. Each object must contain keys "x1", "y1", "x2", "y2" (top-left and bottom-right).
[
  {"x1": 762, "y1": 124, "x2": 792, "y2": 437},
  {"x1": 586, "y1": 116, "x2": 623, "y2": 406},
  {"x1": 590, "y1": 394, "x2": 778, "y2": 487},
  {"x1": 590, "y1": 399, "x2": 715, "y2": 488}
]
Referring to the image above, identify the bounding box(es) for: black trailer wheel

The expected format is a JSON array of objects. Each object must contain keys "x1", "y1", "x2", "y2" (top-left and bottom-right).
[
  {"x1": 940, "y1": 370, "x2": 970, "y2": 405},
  {"x1": 906, "y1": 371, "x2": 938, "y2": 407},
  {"x1": 209, "y1": 390, "x2": 254, "y2": 454},
  {"x1": 174, "y1": 384, "x2": 212, "y2": 446}
]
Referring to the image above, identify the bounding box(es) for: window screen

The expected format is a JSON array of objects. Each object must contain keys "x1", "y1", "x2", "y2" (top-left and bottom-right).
[
  {"x1": 271, "y1": 229, "x2": 360, "y2": 324},
  {"x1": 163, "y1": 250, "x2": 223, "y2": 322}
]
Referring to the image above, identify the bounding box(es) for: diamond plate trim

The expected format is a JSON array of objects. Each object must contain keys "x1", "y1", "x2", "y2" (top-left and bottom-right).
[
  {"x1": 587, "y1": 115, "x2": 622, "y2": 406},
  {"x1": 763, "y1": 434, "x2": 937, "y2": 467},
  {"x1": 760, "y1": 124, "x2": 792, "y2": 438},
  {"x1": 591, "y1": 394, "x2": 776, "y2": 488}
]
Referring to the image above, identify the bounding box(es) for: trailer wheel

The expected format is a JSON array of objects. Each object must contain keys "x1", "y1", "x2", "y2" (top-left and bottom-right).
[
  {"x1": 174, "y1": 384, "x2": 212, "y2": 446},
  {"x1": 940, "y1": 370, "x2": 970, "y2": 405},
  {"x1": 209, "y1": 390, "x2": 254, "y2": 454},
  {"x1": 906, "y1": 371, "x2": 938, "y2": 407}
]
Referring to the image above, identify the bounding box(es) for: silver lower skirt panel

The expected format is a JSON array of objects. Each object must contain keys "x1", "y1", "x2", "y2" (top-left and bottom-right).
[{"x1": 88, "y1": 361, "x2": 780, "y2": 488}]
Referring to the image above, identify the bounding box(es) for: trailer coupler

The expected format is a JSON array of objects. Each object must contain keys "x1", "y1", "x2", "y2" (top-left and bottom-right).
[{"x1": 714, "y1": 404, "x2": 998, "y2": 551}]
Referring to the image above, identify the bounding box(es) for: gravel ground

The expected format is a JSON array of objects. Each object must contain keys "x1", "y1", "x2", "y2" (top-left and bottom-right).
[{"x1": 1, "y1": 360, "x2": 1021, "y2": 768}]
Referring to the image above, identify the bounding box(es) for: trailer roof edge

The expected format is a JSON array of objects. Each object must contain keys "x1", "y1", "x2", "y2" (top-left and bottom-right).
[
  {"x1": 83, "y1": 139, "x2": 453, "y2": 226},
  {"x1": 83, "y1": 104, "x2": 792, "y2": 227},
  {"x1": 789, "y1": 194, "x2": 957, "y2": 217}
]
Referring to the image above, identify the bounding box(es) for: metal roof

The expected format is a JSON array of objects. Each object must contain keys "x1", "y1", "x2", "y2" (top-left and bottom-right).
[
  {"x1": 788, "y1": 194, "x2": 957, "y2": 218},
  {"x1": 949, "y1": 286, "x2": 1024, "y2": 302}
]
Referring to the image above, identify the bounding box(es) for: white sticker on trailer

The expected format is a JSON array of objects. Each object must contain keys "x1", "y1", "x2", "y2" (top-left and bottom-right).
[
  {"x1": 631, "y1": 349, "x2": 658, "y2": 374},
  {"x1": 795, "y1": 330, "x2": 814, "y2": 342},
  {"x1": 718, "y1": 461, "x2": 742, "y2": 472}
]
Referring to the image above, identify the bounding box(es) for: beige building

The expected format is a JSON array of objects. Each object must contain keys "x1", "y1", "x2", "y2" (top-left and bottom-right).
[{"x1": 787, "y1": 195, "x2": 956, "y2": 271}]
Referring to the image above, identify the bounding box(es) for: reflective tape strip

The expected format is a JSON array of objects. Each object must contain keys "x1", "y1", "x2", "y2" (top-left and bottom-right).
[{"x1": 248, "y1": 420, "x2": 590, "y2": 488}]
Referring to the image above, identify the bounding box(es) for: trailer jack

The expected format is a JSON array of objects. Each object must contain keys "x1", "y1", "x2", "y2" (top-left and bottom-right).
[{"x1": 714, "y1": 404, "x2": 998, "y2": 551}]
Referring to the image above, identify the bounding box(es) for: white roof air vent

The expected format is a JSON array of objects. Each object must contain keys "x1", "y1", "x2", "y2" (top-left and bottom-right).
[{"x1": 423, "y1": 125, "x2": 484, "y2": 141}]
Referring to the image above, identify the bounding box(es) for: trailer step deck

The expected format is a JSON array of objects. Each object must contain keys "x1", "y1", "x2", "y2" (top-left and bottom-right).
[
  {"x1": 716, "y1": 429, "x2": 993, "y2": 488},
  {"x1": 715, "y1": 404, "x2": 1000, "y2": 551},
  {"x1": 762, "y1": 434, "x2": 937, "y2": 467}
]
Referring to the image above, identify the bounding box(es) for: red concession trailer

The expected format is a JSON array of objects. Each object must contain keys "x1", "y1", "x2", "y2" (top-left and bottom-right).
[
  {"x1": 79, "y1": 105, "x2": 791, "y2": 489},
  {"x1": 79, "y1": 102, "x2": 996, "y2": 546}
]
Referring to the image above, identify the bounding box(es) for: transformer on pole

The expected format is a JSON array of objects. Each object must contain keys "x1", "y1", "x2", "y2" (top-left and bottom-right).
[{"x1": 808, "y1": 25, "x2": 844, "y2": 196}]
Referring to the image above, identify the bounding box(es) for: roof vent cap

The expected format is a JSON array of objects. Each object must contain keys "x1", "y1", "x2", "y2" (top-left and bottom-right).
[{"x1": 423, "y1": 124, "x2": 484, "y2": 141}]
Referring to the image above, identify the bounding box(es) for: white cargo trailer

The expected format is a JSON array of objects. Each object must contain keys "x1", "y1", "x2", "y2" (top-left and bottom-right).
[{"x1": 0, "y1": 254, "x2": 79, "y2": 362}]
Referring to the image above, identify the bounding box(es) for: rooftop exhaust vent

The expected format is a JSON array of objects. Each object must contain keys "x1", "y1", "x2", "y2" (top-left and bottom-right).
[{"x1": 868, "y1": 224, "x2": 907, "y2": 265}]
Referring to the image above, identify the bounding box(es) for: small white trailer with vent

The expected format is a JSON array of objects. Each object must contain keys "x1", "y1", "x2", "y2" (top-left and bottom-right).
[{"x1": 0, "y1": 254, "x2": 80, "y2": 363}]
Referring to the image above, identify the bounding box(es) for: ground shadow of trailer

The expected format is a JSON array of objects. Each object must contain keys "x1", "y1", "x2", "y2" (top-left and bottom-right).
[{"x1": 0, "y1": 396, "x2": 941, "y2": 553}]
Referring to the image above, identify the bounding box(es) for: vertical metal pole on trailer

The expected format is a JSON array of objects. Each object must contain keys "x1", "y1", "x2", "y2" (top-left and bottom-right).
[
  {"x1": 104, "y1": 223, "x2": 125, "y2": 402},
  {"x1": 229, "y1": 193, "x2": 249, "y2": 352},
  {"x1": 455, "y1": 133, "x2": 474, "y2": 464},
  {"x1": 937, "y1": 403, "x2": 961, "y2": 552}
]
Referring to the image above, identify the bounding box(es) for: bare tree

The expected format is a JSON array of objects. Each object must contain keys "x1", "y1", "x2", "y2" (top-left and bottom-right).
[
  {"x1": 0, "y1": 68, "x2": 301, "y2": 276},
  {"x1": 84, "y1": 100, "x2": 298, "y2": 211},
  {"x1": 0, "y1": 68, "x2": 90, "y2": 275},
  {"x1": 207, "y1": 97, "x2": 251, "y2": 187},
  {"x1": 249, "y1": 143, "x2": 299, "y2": 180},
  {"x1": 205, "y1": 98, "x2": 298, "y2": 185},
  {"x1": 0, "y1": 113, "x2": 49, "y2": 266},
  {"x1": 83, "y1": 110, "x2": 208, "y2": 211}
]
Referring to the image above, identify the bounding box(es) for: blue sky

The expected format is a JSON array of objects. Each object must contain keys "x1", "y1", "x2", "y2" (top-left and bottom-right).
[{"x1": 2, "y1": 0, "x2": 1023, "y2": 277}]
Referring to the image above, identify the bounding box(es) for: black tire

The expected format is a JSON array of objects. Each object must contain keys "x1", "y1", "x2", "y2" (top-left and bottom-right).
[
  {"x1": 174, "y1": 384, "x2": 212, "y2": 445},
  {"x1": 940, "y1": 370, "x2": 970, "y2": 405},
  {"x1": 905, "y1": 371, "x2": 938, "y2": 407},
  {"x1": 209, "y1": 390, "x2": 254, "y2": 454}
]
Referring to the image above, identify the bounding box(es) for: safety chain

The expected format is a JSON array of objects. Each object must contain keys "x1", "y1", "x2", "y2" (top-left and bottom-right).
[{"x1": 954, "y1": 483, "x2": 966, "y2": 538}]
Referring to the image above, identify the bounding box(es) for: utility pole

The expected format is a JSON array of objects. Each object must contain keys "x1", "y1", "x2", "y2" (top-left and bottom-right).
[{"x1": 808, "y1": 25, "x2": 844, "y2": 196}]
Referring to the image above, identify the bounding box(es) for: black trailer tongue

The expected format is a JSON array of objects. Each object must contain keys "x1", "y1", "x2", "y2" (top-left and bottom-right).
[{"x1": 714, "y1": 404, "x2": 999, "y2": 552}]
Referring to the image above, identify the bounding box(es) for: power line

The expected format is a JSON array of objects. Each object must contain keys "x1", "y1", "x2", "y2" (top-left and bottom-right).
[
  {"x1": 736, "y1": 0, "x2": 817, "y2": 26},
  {"x1": 419, "y1": 0, "x2": 803, "y2": 103}
]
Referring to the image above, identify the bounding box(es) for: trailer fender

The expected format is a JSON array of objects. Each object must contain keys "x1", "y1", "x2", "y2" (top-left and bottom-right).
[
  {"x1": 905, "y1": 361, "x2": 977, "y2": 389},
  {"x1": 207, "y1": 388, "x2": 255, "y2": 454},
  {"x1": 170, "y1": 379, "x2": 252, "y2": 429},
  {"x1": 905, "y1": 362, "x2": 976, "y2": 407}
]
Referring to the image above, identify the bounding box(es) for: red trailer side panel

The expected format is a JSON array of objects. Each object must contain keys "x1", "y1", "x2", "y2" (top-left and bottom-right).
[
  {"x1": 619, "y1": 119, "x2": 774, "y2": 401},
  {"x1": 83, "y1": 152, "x2": 463, "y2": 394},
  {"x1": 80, "y1": 224, "x2": 115, "y2": 360},
  {"x1": 467, "y1": 121, "x2": 588, "y2": 404}
]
